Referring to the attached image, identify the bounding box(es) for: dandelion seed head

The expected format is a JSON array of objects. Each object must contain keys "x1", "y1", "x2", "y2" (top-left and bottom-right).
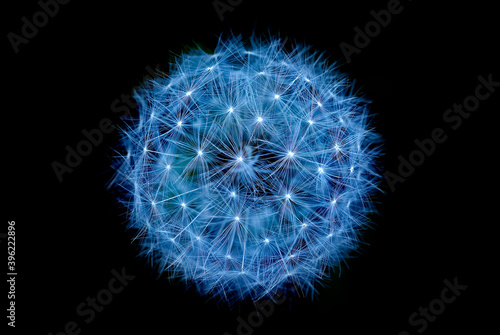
[{"x1": 110, "y1": 34, "x2": 382, "y2": 305}]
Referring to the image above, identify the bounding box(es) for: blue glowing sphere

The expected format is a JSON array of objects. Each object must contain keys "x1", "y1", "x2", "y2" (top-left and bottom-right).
[{"x1": 111, "y1": 35, "x2": 382, "y2": 304}]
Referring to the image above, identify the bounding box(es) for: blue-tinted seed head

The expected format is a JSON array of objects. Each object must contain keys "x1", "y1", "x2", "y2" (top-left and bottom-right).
[{"x1": 111, "y1": 34, "x2": 382, "y2": 305}]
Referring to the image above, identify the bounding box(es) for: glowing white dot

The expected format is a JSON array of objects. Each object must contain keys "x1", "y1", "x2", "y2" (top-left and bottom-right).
[
  {"x1": 302, "y1": 223, "x2": 307, "y2": 228},
  {"x1": 264, "y1": 238, "x2": 269, "y2": 243},
  {"x1": 177, "y1": 121, "x2": 182, "y2": 126},
  {"x1": 166, "y1": 165, "x2": 171, "y2": 170},
  {"x1": 258, "y1": 71, "x2": 265, "y2": 75},
  {"x1": 308, "y1": 119, "x2": 314, "y2": 125},
  {"x1": 290, "y1": 254, "x2": 295, "y2": 258},
  {"x1": 235, "y1": 217, "x2": 240, "y2": 221},
  {"x1": 186, "y1": 91, "x2": 192, "y2": 96},
  {"x1": 230, "y1": 191, "x2": 236, "y2": 197},
  {"x1": 318, "y1": 167, "x2": 324, "y2": 173},
  {"x1": 317, "y1": 101, "x2": 322, "y2": 107},
  {"x1": 151, "y1": 201, "x2": 156, "y2": 206},
  {"x1": 327, "y1": 233, "x2": 333, "y2": 238},
  {"x1": 274, "y1": 94, "x2": 280, "y2": 99},
  {"x1": 196, "y1": 236, "x2": 201, "y2": 240},
  {"x1": 237, "y1": 156, "x2": 243, "y2": 162},
  {"x1": 350, "y1": 166, "x2": 354, "y2": 173},
  {"x1": 228, "y1": 107, "x2": 234, "y2": 113},
  {"x1": 305, "y1": 77, "x2": 310, "y2": 82},
  {"x1": 257, "y1": 117, "x2": 263, "y2": 122},
  {"x1": 181, "y1": 203, "x2": 186, "y2": 208},
  {"x1": 207, "y1": 66, "x2": 213, "y2": 70},
  {"x1": 198, "y1": 150, "x2": 203, "y2": 156},
  {"x1": 334, "y1": 144, "x2": 340, "y2": 151},
  {"x1": 285, "y1": 194, "x2": 291, "y2": 199},
  {"x1": 331, "y1": 199, "x2": 337, "y2": 205},
  {"x1": 226, "y1": 255, "x2": 232, "y2": 259},
  {"x1": 288, "y1": 151, "x2": 294, "y2": 157}
]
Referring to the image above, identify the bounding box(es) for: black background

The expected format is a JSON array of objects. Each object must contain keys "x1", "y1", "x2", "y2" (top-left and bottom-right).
[{"x1": 4, "y1": 0, "x2": 498, "y2": 334}]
